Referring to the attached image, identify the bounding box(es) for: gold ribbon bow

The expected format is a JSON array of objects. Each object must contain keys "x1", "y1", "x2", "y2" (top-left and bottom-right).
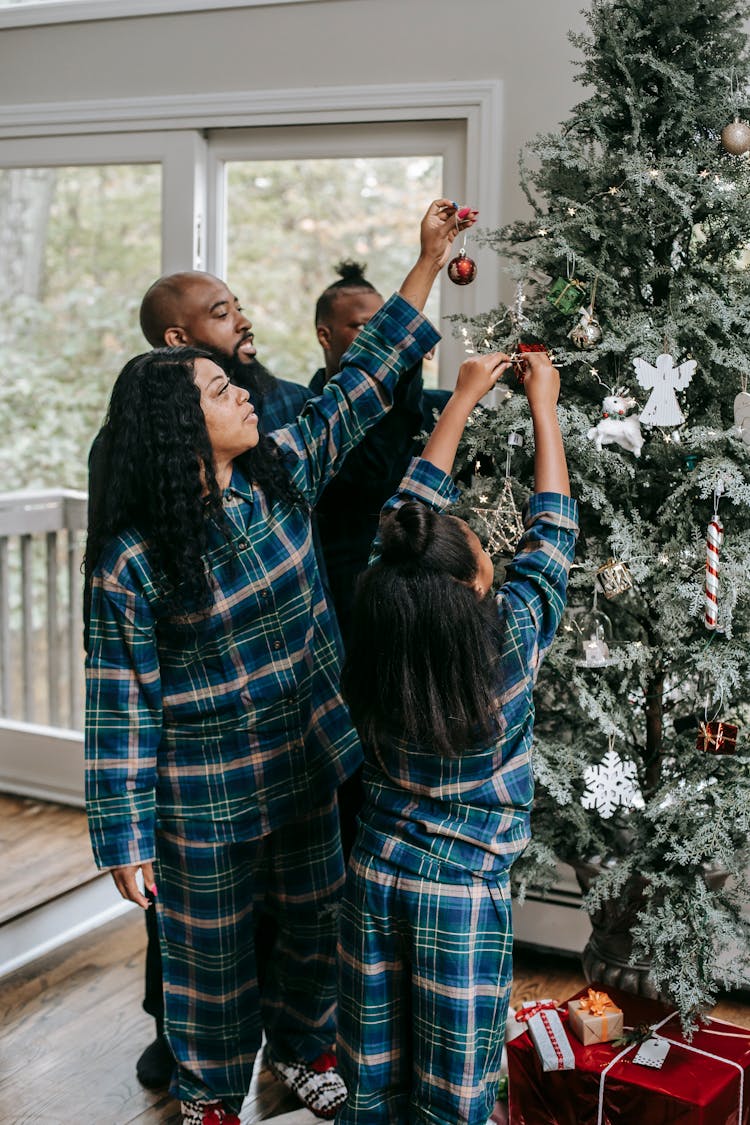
[
  {"x1": 579, "y1": 988, "x2": 617, "y2": 1018},
  {"x1": 699, "y1": 721, "x2": 724, "y2": 750}
]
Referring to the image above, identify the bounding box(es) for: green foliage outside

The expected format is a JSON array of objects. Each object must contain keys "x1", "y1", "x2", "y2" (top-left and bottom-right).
[
  {"x1": 455, "y1": 0, "x2": 750, "y2": 1025},
  {"x1": 0, "y1": 164, "x2": 161, "y2": 492},
  {"x1": 0, "y1": 155, "x2": 442, "y2": 494},
  {"x1": 225, "y1": 156, "x2": 442, "y2": 385}
]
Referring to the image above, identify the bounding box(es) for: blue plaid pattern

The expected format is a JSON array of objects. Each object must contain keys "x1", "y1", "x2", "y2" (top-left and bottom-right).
[
  {"x1": 337, "y1": 850, "x2": 513, "y2": 1124},
  {"x1": 85, "y1": 294, "x2": 440, "y2": 870},
  {"x1": 260, "y1": 375, "x2": 313, "y2": 432},
  {"x1": 336, "y1": 458, "x2": 578, "y2": 1122},
  {"x1": 158, "y1": 798, "x2": 344, "y2": 1108},
  {"x1": 357, "y1": 458, "x2": 580, "y2": 880}
]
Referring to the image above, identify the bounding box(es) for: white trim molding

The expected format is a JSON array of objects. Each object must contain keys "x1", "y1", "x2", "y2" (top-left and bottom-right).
[
  {"x1": 0, "y1": 79, "x2": 504, "y2": 337},
  {"x1": 0, "y1": 0, "x2": 334, "y2": 31},
  {"x1": 0, "y1": 80, "x2": 502, "y2": 144}
]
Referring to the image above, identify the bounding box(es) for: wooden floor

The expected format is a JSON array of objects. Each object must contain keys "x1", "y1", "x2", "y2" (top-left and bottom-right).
[
  {"x1": 0, "y1": 794, "x2": 99, "y2": 923},
  {"x1": 2, "y1": 902, "x2": 749, "y2": 1123}
]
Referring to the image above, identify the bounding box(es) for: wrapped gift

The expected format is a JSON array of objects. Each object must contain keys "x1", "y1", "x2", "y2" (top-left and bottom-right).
[
  {"x1": 548, "y1": 276, "x2": 587, "y2": 314},
  {"x1": 515, "y1": 1000, "x2": 575, "y2": 1072},
  {"x1": 696, "y1": 720, "x2": 738, "y2": 754},
  {"x1": 507, "y1": 983, "x2": 750, "y2": 1124},
  {"x1": 568, "y1": 988, "x2": 624, "y2": 1045}
]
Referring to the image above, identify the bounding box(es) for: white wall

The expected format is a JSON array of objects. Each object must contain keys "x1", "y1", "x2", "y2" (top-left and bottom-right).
[{"x1": 0, "y1": 0, "x2": 589, "y2": 226}]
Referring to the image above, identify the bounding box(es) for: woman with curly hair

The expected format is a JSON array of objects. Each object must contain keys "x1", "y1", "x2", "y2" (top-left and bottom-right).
[{"x1": 84, "y1": 201, "x2": 473, "y2": 1125}]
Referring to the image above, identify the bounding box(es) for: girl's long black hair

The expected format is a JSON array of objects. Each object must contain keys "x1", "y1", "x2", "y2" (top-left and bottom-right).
[
  {"x1": 85, "y1": 346, "x2": 306, "y2": 614},
  {"x1": 341, "y1": 501, "x2": 502, "y2": 758}
]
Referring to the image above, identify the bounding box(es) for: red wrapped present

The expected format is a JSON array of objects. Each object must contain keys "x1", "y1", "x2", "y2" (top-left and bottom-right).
[
  {"x1": 507, "y1": 983, "x2": 750, "y2": 1124},
  {"x1": 696, "y1": 720, "x2": 738, "y2": 754},
  {"x1": 568, "y1": 988, "x2": 624, "y2": 1045}
]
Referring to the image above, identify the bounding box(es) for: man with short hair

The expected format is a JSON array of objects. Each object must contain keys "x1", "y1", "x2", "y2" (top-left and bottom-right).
[{"x1": 140, "y1": 271, "x2": 313, "y2": 430}]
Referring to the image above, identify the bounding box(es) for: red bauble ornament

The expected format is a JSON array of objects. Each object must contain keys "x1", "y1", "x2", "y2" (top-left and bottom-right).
[{"x1": 447, "y1": 248, "x2": 477, "y2": 285}]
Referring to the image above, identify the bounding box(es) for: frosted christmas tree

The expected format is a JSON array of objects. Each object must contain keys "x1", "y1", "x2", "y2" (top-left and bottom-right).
[{"x1": 455, "y1": 0, "x2": 750, "y2": 1025}]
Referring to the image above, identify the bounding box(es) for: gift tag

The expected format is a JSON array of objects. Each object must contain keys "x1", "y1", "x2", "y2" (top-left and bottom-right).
[{"x1": 632, "y1": 1036, "x2": 670, "y2": 1068}]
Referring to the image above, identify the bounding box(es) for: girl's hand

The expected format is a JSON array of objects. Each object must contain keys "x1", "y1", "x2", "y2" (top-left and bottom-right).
[
  {"x1": 419, "y1": 199, "x2": 478, "y2": 269},
  {"x1": 110, "y1": 861, "x2": 156, "y2": 909},
  {"x1": 520, "y1": 351, "x2": 561, "y2": 411},
  {"x1": 454, "y1": 352, "x2": 511, "y2": 407}
]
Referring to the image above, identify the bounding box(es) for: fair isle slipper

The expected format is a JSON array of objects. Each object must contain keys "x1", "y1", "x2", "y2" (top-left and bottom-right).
[
  {"x1": 267, "y1": 1049, "x2": 347, "y2": 1120},
  {"x1": 181, "y1": 1100, "x2": 240, "y2": 1125}
]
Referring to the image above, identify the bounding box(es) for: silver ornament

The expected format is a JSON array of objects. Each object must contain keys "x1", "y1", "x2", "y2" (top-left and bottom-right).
[
  {"x1": 721, "y1": 117, "x2": 750, "y2": 156},
  {"x1": 569, "y1": 305, "x2": 603, "y2": 349}
]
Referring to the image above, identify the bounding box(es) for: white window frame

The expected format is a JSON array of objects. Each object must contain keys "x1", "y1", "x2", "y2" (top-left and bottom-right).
[
  {"x1": 0, "y1": 129, "x2": 206, "y2": 273},
  {"x1": 0, "y1": 0, "x2": 330, "y2": 31},
  {"x1": 0, "y1": 79, "x2": 503, "y2": 385},
  {"x1": 208, "y1": 119, "x2": 467, "y2": 385}
]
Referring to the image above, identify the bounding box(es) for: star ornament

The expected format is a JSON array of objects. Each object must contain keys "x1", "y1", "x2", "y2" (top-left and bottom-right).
[{"x1": 470, "y1": 479, "x2": 525, "y2": 558}]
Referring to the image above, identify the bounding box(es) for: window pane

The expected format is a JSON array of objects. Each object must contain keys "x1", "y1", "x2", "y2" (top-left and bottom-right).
[
  {"x1": 0, "y1": 164, "x2": 161, "y2": 490},
  {"x1": 224, "y1": 156, "x2": 443, "y2": 388}
]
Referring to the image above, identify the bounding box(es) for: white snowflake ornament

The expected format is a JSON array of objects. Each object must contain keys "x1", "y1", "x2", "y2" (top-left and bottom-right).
[
  {"x1": 581, "y1": 748, "x2": 641, "y2": 819},
  {"x1": 633, "y1": 352, "x2": 696, "y2": 426}
]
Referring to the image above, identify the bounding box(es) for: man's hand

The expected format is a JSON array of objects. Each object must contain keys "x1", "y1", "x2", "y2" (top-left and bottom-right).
[{"x1": 110, "y1": 861, "x2": 156, "y2": 909}]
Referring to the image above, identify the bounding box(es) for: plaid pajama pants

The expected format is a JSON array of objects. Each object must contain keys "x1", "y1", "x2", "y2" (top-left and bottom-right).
[
  {"x1": 336, "y1": 847, "x2": 513, "y2": 1125},
  {"x1": 154, "y1": 797, "x2": 345, "y2": 1108}
]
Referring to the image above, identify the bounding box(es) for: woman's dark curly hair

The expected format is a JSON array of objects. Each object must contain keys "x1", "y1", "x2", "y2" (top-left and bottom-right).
[
  {"x1": 85, "y1": 346, "x2": 306, "y2": 613},
  {"x1": 341, "y1": 501, "x2": 502, "y2": 758}
]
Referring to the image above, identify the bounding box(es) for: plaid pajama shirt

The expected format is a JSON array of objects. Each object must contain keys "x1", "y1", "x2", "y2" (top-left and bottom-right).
[
  {"x1": 336, "y1": 458, "x2": 579, "y2": 1124},
  {"x1": 84, "y1": 294, "x2": 440, "y2": 1105}
]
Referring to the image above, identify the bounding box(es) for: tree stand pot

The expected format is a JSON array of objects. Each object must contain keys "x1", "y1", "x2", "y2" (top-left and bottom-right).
[
  {"x1": 573, "y1": 859, "x2": 730, "y2": 1001},
  {"x1": 573, "y1": 861, "x2": 662, "y2": 999}
]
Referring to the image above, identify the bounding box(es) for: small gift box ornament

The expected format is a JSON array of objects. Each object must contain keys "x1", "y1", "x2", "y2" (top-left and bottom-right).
[
  {"x1": 515, "y1": 999, "x2": 575, "y2": 1071},
  {"x1": 596, "y1": 558, "x2": 633, "y2": 599},
  {"x1": 567, "y1": 988, "x2": 624, "y2": 1045},
  {"x1": 696, "y1": 720, "x2": 738, "y2": 754},
  {"x1": 548, "y1": 276, "x2": 587, "y2": 314}
]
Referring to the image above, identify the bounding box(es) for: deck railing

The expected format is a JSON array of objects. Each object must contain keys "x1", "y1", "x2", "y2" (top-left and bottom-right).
[{"x1": 0, "y1": 489, "x2": 87, "y2": 732}]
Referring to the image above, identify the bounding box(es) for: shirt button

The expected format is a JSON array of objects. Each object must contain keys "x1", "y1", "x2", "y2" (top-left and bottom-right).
[
  {"x1": 237, "y1": 539, "x2": 249, "y2": 550},
  {"x1": 273, "y1": 640, "x2": 282, "y2": 650},
  {"x1": 261, "y1": 590, "x2": 270, "y2": 599}
]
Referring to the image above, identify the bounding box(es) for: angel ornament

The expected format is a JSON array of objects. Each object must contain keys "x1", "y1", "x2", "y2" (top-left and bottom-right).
[{"x1": 632, "y1": 351, "x2": 696, "y2": 427}]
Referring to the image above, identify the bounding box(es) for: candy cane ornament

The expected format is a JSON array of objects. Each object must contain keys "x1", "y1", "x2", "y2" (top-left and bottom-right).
[{"x1": 704, "y1": 481, "x2": 725, "y2": 630}]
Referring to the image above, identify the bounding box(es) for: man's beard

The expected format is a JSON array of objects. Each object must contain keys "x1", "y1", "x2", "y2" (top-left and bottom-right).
[{"x1": 210, "y1": 346, "x2": 277, "y2": 416}]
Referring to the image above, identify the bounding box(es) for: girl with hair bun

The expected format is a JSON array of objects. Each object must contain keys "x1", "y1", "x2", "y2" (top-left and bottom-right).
[{"x1": 337, "y1": 349, "x2": 579, "y2": 1125}]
